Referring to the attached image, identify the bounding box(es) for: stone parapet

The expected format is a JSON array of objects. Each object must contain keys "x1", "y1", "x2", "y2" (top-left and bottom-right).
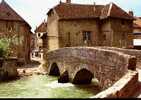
[
  {"x1": 91, "y1": 70, "x2": 139, "y2": 98},
  {"x1": 97, "y1": 46, "x2": 141, "y2": 68}
]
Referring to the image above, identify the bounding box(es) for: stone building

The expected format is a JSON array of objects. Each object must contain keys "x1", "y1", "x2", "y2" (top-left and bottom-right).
[
  {"x1": 133, "y1": 17, "x2": 141, "y2": 34},
  {"x1": 34, "y1": 20, "x2": 47, "y2": 58},
  {"x1": 133, "y1": 17, "x2": 141, "y2": 47},
  {"x1": 35, "y1": 20, "x2": 47, "y2": 51},
  {"x1": 30, "y1": 32, "x2": 35, "y2": 52},
  {"x1": 0, "y1": 0, "x2": 31, "y2": 63},
  {"x1": 46, "y1": 0, "x2": 134, "y2": 51}
]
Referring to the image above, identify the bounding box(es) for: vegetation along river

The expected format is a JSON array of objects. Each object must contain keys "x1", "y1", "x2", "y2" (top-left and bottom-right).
[{"x1": 0, "y1": 74, "x2": 100, "y2": 98}]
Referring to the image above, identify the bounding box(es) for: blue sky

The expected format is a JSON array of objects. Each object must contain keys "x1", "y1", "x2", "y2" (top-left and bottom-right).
[{"x1": 1, "y1": 0, "x2": 141, "y2": 32}]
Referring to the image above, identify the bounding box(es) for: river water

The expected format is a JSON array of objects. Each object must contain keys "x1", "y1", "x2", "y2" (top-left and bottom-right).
[{"x1": 0, "y1": 74, "x2": 100, "y2": 98}]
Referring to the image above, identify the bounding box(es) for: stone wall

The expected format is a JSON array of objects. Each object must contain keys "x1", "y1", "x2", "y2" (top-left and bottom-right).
[
  {"x1": 110, "y1": 19, "x2": 133, "y2": 48},
  {"x1": 97, "y1": 46, "x2": 141, "y2": 68},
  {"x1": 91, "y1": 70, "x2": 139, "y2": 98},
  {"x1": 101, "y1": 18, "x2": 113, "y2": 46},
  {"x1": 47, "y1": 10, "x2": 59, "y2": 51},
  {"x1": 47, "y1": 13, "x2": 133, "y2": 52},
  {"x1": 101, "y1": 18, "x2": 133, "y2": 48},
  {"x1": 59, "y1": 19, "x2": 100, "y2": 47},
  {"x1": 0, "y1": 58, "x2": 18, "y2": 81},
  {"x1": 44, "y1": 47, "x2": 136, "y2": 89},
  {"x1": 0, "y1": 20, "x2": 31, "y2": 64}
]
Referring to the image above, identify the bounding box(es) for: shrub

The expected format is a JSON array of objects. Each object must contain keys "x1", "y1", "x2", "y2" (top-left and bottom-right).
[{"x1": 0, "y1": 38, "x2": 10, "y2": 58}]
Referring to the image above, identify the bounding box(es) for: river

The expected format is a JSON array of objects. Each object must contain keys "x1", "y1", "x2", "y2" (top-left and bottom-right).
[{"x1": 0, "y1": 74, "x2": 100, "y2": 98}]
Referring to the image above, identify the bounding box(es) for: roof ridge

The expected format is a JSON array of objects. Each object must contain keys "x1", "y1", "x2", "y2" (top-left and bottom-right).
[
  {"x1": 107, "y1": 3, "x2": 113, "y2": 17},
  {"x1": 60, "y1": 2, "x2": 104, "y2": 6},
  {"x1": 0, "y1": 0, "x2": 31, "y2": 28},
  {"x1": 49, "y1": 2, "x2": 133, "y2": 20},
  {"x1": 0, "y1": 0, "x2": 24, "y2": 20},
  {"x1": 35, "y1": 20, "x2": 47, "y2": 33}
]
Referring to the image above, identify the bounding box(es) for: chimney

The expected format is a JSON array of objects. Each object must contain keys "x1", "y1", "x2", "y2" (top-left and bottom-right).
[
  {"x1": 129, "y1": 11, "x2": 133, "y2": 16},
  {"x1": 66, "y1": 0, "x2": 71, "y2": 3}
]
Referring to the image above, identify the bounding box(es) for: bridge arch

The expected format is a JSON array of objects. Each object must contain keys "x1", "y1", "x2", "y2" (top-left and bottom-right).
[
  {"x1": 45, "y1": 47, "x2": 137, "y2": 89},
  {"x1": 72, "y1": 68, "x2": 93, "y2": 84},
  {"x1": 49, "y1": 63, "x2": 60, "y2": 76}
]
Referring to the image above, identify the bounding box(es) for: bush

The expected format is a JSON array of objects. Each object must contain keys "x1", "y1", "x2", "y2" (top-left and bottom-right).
[
  {"x1": 0, "y1": 48, "x2": 6, "y2": 57},
  {"x1": 0, "y1": 38, "x2": 10, "y2": 58}
]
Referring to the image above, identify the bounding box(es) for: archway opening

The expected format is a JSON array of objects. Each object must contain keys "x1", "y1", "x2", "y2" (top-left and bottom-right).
[
  {"x1": 73, "y1": 69, "x2": 93, "y2": 84},
  {"x1": 49, "y1": 63, "x2": 60, "y2": 76}
]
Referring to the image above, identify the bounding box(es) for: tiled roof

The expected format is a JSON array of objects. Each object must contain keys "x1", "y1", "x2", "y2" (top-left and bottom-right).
[
  {"x1": 107, "y1": 3, "x2": 133, "y2": 19},
  {"x1": 54, "y1": 3, "x2": 104, "y2": 19},
  {"x1": 133, "y1": 23, "x2": 141, "y2": 29},
  {"x1": 48, "y1": 2, "x2": 133, "y2": 20},
  {"x1": 0, "y1": 0, "x2": 31, "y2": 28},
  {"x1": 35, "y1": 21, "x2": 47, "y2": 33},
  {"x1": 134, "y1": 17, "x2": 141, "y2": 29}
]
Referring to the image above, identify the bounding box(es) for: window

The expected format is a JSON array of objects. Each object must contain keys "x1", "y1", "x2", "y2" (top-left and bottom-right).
[
  {"x1": 65, "y1": 32, "x2": 71, "y2": 47},
  {"x1": 38, "y1": 33, "x2": 41, "y2": 37},
  {"x1": 83, "y1": 31, "x2": 91, "y2": 41},
  {"x1": 121, "y1": 20, "x2": 125, "y2": 25}
]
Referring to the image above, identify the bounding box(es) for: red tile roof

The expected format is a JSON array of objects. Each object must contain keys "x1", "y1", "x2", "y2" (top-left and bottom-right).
[
  {"x1": 48, "y1": 2, "x2": 133, "y2": 20},
  {"x1": 54, "y1": 3, "x2": 104, "y2": 19},
  {"x1": 108, "y1": 3, "x2": 133, "y2": 19},
  {"x1": 35, "y1": 21, "x2": 47, "y2": 33},
  {"x1": 133, "y1": 23, "x2": 141, "y2": 29},
  {"x1": 134, "y1": 17, "x2": 141, "y2": 29},
  {"x1": 0, "y1": 0, "x2": 31, "y2": 28}
]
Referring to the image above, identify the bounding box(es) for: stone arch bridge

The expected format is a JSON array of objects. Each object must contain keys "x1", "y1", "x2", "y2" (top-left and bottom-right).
[{"x1": 43, "y1": 47, "x2": 136, "y2": 89}]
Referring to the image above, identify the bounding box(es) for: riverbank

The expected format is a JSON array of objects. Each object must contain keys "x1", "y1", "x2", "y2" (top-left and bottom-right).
[{"x1": 17, "y1": 57, "x2": 47, "y2": 77}]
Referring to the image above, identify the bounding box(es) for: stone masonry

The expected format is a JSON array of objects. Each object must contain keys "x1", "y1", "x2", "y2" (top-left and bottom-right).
[
  {"x1": 97, "y1": 46, "x2": 141, "y2": 68},
  {"x1": 44, "y1": 47, "x2": 136, "y2": 89}
]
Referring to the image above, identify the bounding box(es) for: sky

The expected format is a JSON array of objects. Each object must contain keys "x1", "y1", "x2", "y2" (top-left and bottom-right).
[{"x1": 0, "y1": 0, "x2": 141, "y2": 32}]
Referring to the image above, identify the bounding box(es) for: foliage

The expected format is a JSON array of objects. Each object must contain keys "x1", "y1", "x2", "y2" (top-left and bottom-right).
[
  {"x1": 0, "y1": 38, "x2": 10, "y2": 57},
  {"x1": 0, "y1": 34, "x2": 23, "y2": 58}
]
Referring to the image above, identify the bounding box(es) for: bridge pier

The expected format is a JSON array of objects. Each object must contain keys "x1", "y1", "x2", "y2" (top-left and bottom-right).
[{"x1": 58, "y1": 71, "x2": 69, "y2": 83}]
